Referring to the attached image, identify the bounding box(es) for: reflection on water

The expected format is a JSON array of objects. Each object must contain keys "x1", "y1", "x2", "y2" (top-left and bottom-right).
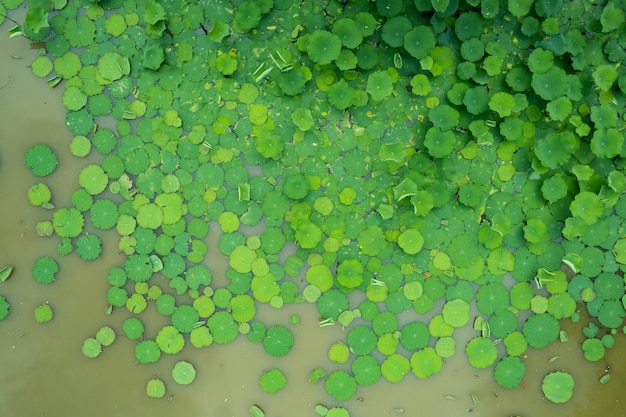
[{"x1": 1, "y1": 16, "x2": 626, "y2": 417}]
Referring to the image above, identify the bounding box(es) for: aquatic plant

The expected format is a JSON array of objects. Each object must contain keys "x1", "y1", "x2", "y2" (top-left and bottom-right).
[{"x1": 5, "y1": 0, "x2": 626, "y2": 412}]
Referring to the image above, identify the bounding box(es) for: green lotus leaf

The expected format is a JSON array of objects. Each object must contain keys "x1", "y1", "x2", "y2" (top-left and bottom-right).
[
  {"x1": 527, "y1": 48, "x2": 554, "y2": 74},
  {"x1": 494, "y1": 356, "x2": 525, "y2": 389},
  {"x1": 460, "y1": 37, "x2": 484, "y2": 62},
  {"x1": 570, "y1": 191, "x2": 604, "y2": 226},
  {"x1": 366, "y1": 71, "x2": 393, "y2": 101},
  {"x1": 142, "y1": 43, "x2": 164, "y2": 71},
  {"x1": 546, "y1": 97, "x2": 572, "y2": 122},
  {"x1": 381, "y1": 353, "x2": 410, "y2": 383},
  {"x1": 146, "y1": 378, "x2": 165, "y2": 399},
  {"x1": 336, "y1": 259, "x2": 363, "y2": 289},
  {"x1": 404, "y1": 26, "x2": 436, "y2": 60},
  {"x1": 25, "y1": 6, "x2": 49, "y2": 34},
  {"x1": 410, "y1": 74, "x2": 431, "y2": 96},
  {"x1": 475, "y1": 281, "x2": 510, "y2": 315},
  {"x1": 508, "y1": 0, "x2": 533, "y2": 16},
  {"x1": 233, "y1": 1, "x2": 261, "y2": 33},
  {"x1": 156, "y1": 325, "x2": 185, "y2": 354},
  {"x1": 590, "y1": 129, "x2": 623, "y2": 158},
  {"x1": 463, "y1": 86, "x2": 489, "y2": 115},
  {"x1": 292, "y1": 108, "x2": 315, "y2": 131},
  {"x1": 123, "y1": 317, "x2": 144, "y2": 340},
  {"x1": 306, "y1": 30, "x2": 341, "y2": 65},
  {"x1": 318, "y1": 289, "x2": 349, "y2": 320},
  {"x1": 466, "y1": 337, "x2": 498, "y2": 369},
  {"x1": 598, "y1": 300, "x2": 625, "y2": 329},
  {"x1": 76, "y1": 234, "x2": 102, "y2": 261},
  {"x1": 534, "y1": 131, "x2": 579, "y2": 169},
  {"x1": 263, "y1": 325, "x2": 294, "y2": 357},
  {"x1": 382, "y1": 16, "x2": 412, "y2": 48},
  {"x1": 207, "y1": 311, "x2": 239, "y2": 344},
  {"x1": 542, "y1": 371, "x2": 574, "y2": 403},
  {"x1": 28, "y1": 183, "x2": 52, "y2": 207},
  {"x1": 230, "y1": 294, "x2": 256, "y2": 323},
  {"x1": 347, "y1": 325, "x2": 377, "y2": 356},
  {"x1": 260, "y1": 369, "x2": 286, "y2": 394},
  {"x1": 0, "y1": 296, "x2": 9, "y2": 320},
  {"x1": 352, "y1": 355, "x2": 381, "y2": 386},
  {"x1": 25, "y1": 144, "x2": 58, "y2": 177},
  {"x1": 531, "y1": 66, "x2": 568, "y2": 100},
  {"x1": 424, "y1": 127, "x2": 457, "y2": 158},
  {"x1": 172, "y1": 360, "x2": 196, "y2": 385},
  {"x1": 454, "y1": 11, "x2": 483, "y2": 40},
  {"x1": 407, "y1": 347, "x2": 441, "y2": 379},
  {"x1": 522, "y1": 313, "x2": 560, "y2": 349},
  {"x1": 171, "y1": 305, "x2": 200, "y2": 333},
  {"x1": 488, "y1": 92, "x2": 516, "y2": 118},
  {"x1": 325, "y1": 370, "x2": 357, "y2": 401},
  {"x1": 82, "y1": 337, "x2": 102, "y2": 358},
  {"x1": 98, "y1": 52, "x2": 130, "y2": 82},
  {"x1": 32, "y1": 256, "x2": 59, "y2": 284},
  {"x1": 34, "y1": 303, "x2": 53, "y2": 323},
  {"x1": 429, "y1": 104, "x2": 459, "y2": 131},
  {"x1": 442, "y1": 299, "x2": 470, "y2": 328},
  {"x1": 95, "y1": 326, "x2": 116, "y2": 347},
  {"x1": 600, "y1": 1, "x2": 625, "y2": 32},
  {"x1": 504, "y1": 331, "x2": 528, "y2": 357},
  {"x1": 78, "y1": 165, "x2": 108, "y2": 195},
  {"x1": 135, "y1": 339, "x2": 161, "y2": 363},
  {"x1": 332, "y1": 18, "x2": 362, "y2": 49},
  {"x1": 328, "y1": 79, "x2": 356, "y2": 110}
]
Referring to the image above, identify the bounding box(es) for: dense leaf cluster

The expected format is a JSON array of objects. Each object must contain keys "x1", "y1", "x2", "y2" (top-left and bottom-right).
[{"x1": 8, "y1": 0, "x2": 626, "y2": 409}]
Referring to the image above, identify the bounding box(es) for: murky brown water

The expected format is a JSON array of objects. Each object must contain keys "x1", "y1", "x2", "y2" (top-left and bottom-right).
[{"x1": 2, "y1": 13, "x2": 626, "y2": 417}]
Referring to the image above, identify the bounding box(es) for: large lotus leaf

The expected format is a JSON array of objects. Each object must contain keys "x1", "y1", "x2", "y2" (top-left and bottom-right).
[
  {"x1": 531, "y1": 66, "x2": 568, "y2": 100},
  {"x1": 404, "y1": 26, "x2": 436, "y2": 60},
  {"x1": 522, "y1": 313, "x2": 559, "y2": 349},
  {"x1": 366, "y1": 71, "x2": 393, "y2": 101},
  {"x1": 570, "y1": 191, "x2": 604, "y2": 226},
  {"x1": 410, "y1": 347, "x2": 443, "y2": 379},
  {"x1": 466, "y1": 337, "x2": 498, "y2": 368},
  {"x1": 542, "y1": 371, "x2": 574, "y2": 403},
  {"x1": 534, "y1": 131, "x2": 579, "y2": 169},
  {"x1": 306, "y1": 30, "x2": 342, "y2": 65}
]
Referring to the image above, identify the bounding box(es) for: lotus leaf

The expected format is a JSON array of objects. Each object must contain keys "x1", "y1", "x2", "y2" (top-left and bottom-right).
[
  {"x1": 172, "y1": 361, "x2": 196, "y2": 385},
  {"x1": 34, "y1": 303, "x2": 53, "y2": 323},
  {"x1": 352, "y1": 355, "x2": 381, "y2": 386},
  {"x1": 25, "y1": 144, "x2": 58, "y2": 177},
  {"x1": 466, "y1": 337, "x2": 498, "y2": 368},
  {"x1": 542, "y1": 371, "x2": 574, "y2": 403},
  {"x1": 494, "y1": 356, "x2": 526, "y2": 389}
]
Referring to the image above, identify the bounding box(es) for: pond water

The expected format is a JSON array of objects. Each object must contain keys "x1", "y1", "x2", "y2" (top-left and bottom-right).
[{"x1": 1, "y1": 11, "x2": 626, "y2": 417}]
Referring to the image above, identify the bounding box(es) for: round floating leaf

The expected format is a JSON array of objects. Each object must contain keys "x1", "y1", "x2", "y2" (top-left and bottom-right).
[
  {"x1": 25, "y1": 144, "x2": 58, "y2": 177},
  {"x1": 90, "y1": 199, "x2": 118, "y2": 230},
  {"x1": 32, "y1": 256, "x2": 59, "y2": 284},
  {"x1": 582, "y1": 338, "x2": 605, "y2": 361},
  {"x1": 78, "y1": 165, "x2": 108, "y2": 195},
  {"x1": 522, "y1": 313, "x2": 560, "y2": 349},
  {"x1": 381, "y1": 353, "x2": 410, "y2": 383},
  {"x1": 347, "y1": 325, "x2": 377, "y2": 356},
  {"x1": 404, "y1": 26, "x2": 436, "y2": 60},
  {"x1": 172, "y1": 361, "x2": 196, "y2": 385},
  {"x1": 76, "y1": 234, "x2": 102, "y2": 261},
  {"x1": 135, "y1": 339, "x2": 161, "y2": 364},
  {"x1": 263, "y1": 325, "x2": 294, "y2": 357},
  {"x1": 494, "y1": 356, "x2": 526, "y2": 389},
  {"x1": 96, "y1": 326, "x2": 116, "y2": 347},
  {"x1": 366, "y1": 71, "x2": 393, "y2": 101},
  {"x1": 542, "y1": 371, "x2": 574, "y2": 404},
  {"x1": 52, "y1": 208, "x2": 84, "y2": 238},
  {"x1": 397, "y1": 229, "x2": 424, "y2": 255},
  {"x1": 260, "y1": 369, "x2": 287, "y2": 394},
  {"x1": 82, "y1": 337, "x2": 102, "y2": 358},
  {"x1": 325, "y1": 370, "x2": 357, "y2": 401},
  {"x1": 352, "y1": 355, "x2": 381, "y2": 386},
  {"x1": 171, "y1": 305, "x2": 200, "y2": 333},
  {"x1": 34, "y1": 303, "x2": 53, "y2": 323},
  {"x1": 442, "y1": 299, "x2": 470, "y2": 328},
  {"x1": 123, "y1": 317, "x2": 144, "y2": 340},
  {"x1": 207, "y1": 311, "x2": 239, "y2": 344},
  {"x1": 156, "y1": 325, "x2": 185, "y2": 354},
  {"x1": 410, "y1": 347, "x2": 443, "y2": 379},
  {"x1": 28, "y1": 183, "x2": 52, "y2": 207},
  {"x1": 307, "y1": 30, "x2": 342, "y2": 65},
  {"x1": 146, "y1": 378, "x2": 165, "y2": 399},
  {"x1": 466, "y1": 337, "x2": 498, "y2": 369}
]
